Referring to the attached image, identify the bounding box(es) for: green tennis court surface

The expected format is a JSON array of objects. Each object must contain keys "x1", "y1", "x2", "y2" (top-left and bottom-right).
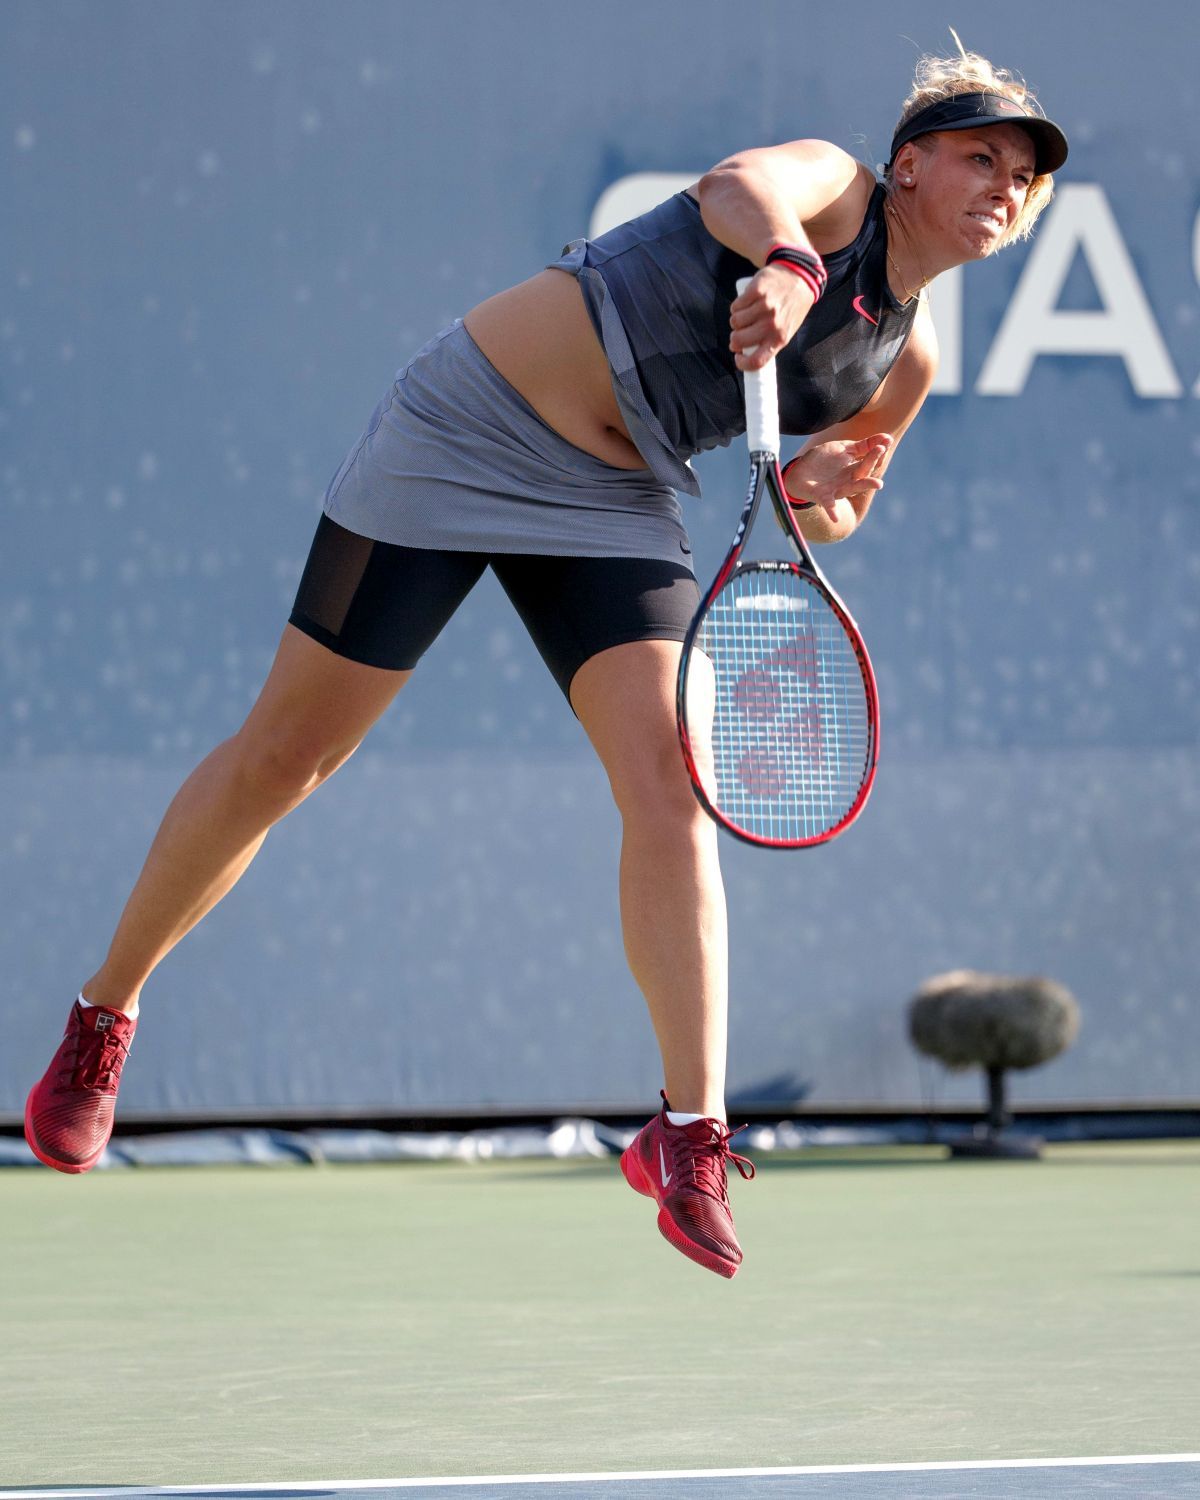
[{"x1": 2, "y1": 1143, "x2": 1196, "y2": 1493}]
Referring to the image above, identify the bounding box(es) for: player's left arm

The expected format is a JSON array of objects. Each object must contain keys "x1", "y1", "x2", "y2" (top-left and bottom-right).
[{"x1": 783, "y1": 301, "x2": 939, "y2": 544}]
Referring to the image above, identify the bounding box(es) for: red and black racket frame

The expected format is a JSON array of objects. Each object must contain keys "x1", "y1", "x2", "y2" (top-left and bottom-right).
[{"x1": 675, "y1": 452, "x2": 881, "y2": 850}]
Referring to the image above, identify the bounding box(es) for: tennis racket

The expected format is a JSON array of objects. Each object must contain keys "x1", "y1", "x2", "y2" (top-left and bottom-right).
[{"x1": 676, "y1": 281, "x2": 880, "y2": 849}]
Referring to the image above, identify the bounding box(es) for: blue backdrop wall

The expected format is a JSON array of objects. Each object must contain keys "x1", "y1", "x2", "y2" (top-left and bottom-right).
[{"x1": 3, "y1": 0, "x2": 1198, "y2": 1117}]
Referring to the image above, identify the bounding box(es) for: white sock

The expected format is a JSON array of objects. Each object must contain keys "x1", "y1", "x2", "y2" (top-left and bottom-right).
[
  {"x1": 78, "y1": 992, "x2": 139, "y2": 1020},
  {"x1": 667, "y1": 1110, "x2": 723, "y2": 1126}
]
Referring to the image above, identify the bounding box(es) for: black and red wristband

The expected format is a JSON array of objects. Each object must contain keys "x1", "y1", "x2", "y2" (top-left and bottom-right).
[{"x1": 765, "y1": 243, "x2": 827, "y2": 304}]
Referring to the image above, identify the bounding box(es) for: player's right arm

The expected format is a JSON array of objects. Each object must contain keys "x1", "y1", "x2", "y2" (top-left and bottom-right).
[{"x1": 695, "y1": 141, "x2": 875, "y2": 369}]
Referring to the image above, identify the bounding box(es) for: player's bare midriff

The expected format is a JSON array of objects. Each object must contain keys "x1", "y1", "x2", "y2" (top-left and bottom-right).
[{"x1": 464, "y1": 269, "x2": 649, "y2": 472}]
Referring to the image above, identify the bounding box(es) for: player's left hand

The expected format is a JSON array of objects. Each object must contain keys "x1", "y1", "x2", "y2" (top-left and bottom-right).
[{"x1": 782, "y1": 434, "x2": 893, "y2": 515}]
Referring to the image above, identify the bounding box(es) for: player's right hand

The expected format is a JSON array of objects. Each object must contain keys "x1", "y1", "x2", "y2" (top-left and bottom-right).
[{"x1": 729, "y1": 266, "x2": 817, "y2": 370}]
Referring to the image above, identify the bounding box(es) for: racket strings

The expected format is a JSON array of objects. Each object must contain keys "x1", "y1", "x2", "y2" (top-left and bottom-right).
[{"x1": 695, "y1": 567, "x2": 873, "y2": 843}]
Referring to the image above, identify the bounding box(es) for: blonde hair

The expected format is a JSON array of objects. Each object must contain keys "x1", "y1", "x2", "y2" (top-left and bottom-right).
[{"x1": 889, "y1": 32, "x2": 1055, "y2": 246}]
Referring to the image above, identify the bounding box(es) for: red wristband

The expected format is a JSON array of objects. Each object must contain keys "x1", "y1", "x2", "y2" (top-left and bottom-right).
[
  {"x1": 780, "y1": 453, "x2": 816, "y2": 509},
  {"x1": 788, "y1": 264, "x2": 824, "y2": 302}
]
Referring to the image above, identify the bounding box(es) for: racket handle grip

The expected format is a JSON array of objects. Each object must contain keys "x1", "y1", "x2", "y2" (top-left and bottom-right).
[{"x1": 736, "y1": 276, "x2": 780, "y2": 458}]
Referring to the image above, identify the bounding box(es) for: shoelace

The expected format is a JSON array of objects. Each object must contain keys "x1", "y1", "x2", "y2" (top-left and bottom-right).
[
  {"x1": 58, "y1": 1023, "x2": 131, "y2": 1094},
  {"x1": 670, "y1": 1120, "x2": 757, "y2": 1201}
]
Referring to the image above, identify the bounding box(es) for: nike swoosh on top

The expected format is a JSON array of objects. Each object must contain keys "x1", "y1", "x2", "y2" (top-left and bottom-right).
[
  {"x1": 852, "y1": 295, "x2": 879, "y2": 326},
  {"x1": 659, "y1": 1142, "x2": 673, "y2": 1188}
]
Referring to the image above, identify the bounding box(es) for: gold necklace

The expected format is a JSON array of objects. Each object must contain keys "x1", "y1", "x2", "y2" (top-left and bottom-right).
[{"x1": 884, "y1": 203, "x2": 929, "y2": 304}]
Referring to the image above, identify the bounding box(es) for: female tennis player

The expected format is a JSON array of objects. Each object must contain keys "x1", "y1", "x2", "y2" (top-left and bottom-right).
[{"x1": 26, "y1": 43, "x2": 1066, "y2": 1278}]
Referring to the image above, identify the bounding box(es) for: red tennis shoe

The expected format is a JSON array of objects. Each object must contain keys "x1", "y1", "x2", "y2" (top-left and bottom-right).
[
  {"x1": 24, "y1": 1001, "x2": 137, "y2": 1174},
  {"x1": 620, "y1": 1093, "x2": 755, "y2": 1278}
]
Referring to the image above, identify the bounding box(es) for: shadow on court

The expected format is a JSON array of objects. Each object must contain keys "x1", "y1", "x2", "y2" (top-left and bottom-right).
[
  {"x1": 746, "y1": 1155, "x2": 948, "y2": 1171},
  {"x1": 6, "y1": 1460, "x2": 1200, "y2": 1499}
]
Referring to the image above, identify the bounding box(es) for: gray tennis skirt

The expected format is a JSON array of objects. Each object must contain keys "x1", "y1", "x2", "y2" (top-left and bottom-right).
[{"x1": 322, "y1": 319, "x2": 695, "y2": 564}]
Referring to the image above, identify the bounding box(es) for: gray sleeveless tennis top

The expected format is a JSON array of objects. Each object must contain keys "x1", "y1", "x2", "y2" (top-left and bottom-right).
[{"x1": 550, "y1": 182, "x2": 919, "y2": 497}]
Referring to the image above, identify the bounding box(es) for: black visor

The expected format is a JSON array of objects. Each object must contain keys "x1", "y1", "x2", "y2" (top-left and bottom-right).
[{"x1": 889, "y1": 92, "x2": 1069, "y2": 175}]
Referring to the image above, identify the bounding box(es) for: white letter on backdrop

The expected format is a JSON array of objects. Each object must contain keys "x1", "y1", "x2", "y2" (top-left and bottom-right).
[
  {"x1": 977, "y1": 184, "x2": 1182, "y2": 398},
  {"x1": 927, "y1": 266, "x2": 962, "y2": 395},
  {"x1": 1193, "y1": 205, "x2": 1200, "y2": 396}
]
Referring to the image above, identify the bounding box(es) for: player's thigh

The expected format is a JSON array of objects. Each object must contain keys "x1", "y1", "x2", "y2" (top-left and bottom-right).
[
  {"x1": 571, "y1": 639, "x2": 707, "y2": 822},
  {"x1": 236, "y1": 626, "x2": 411, "y2": 786},
  {"x1": 240, "y1": 516, "x2": 487, "y2": 781},
  {"x1": 491, "y1": 553, "x2": 698, "y2": 705},
  {"x1": 492, "y1": 553, "x2": 701, "y2": 816}
]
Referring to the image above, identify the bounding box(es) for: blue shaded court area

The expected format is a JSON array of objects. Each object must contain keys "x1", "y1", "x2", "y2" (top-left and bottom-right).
[{"x1": 5, "y1": 1459, "x2": 1200, "y2": 1500}]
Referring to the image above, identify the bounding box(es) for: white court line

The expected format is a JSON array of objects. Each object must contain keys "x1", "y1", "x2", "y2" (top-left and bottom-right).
[{"x1": 1, "y1": 1453, "x2": 1198, "y2": 1497}]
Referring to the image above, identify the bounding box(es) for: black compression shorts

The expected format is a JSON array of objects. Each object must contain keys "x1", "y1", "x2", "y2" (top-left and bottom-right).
[{"x1": 288, "y1": 513, "x2": 700, "y2": 703}]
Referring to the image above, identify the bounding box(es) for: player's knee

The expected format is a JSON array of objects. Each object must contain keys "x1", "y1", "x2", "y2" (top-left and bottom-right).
[
  {"x1": 609, "y1": 732, "x2": 704, "y2": 831},
  {"x1": 230, "y1": 724, "x2": 360, "y2": 803}
]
